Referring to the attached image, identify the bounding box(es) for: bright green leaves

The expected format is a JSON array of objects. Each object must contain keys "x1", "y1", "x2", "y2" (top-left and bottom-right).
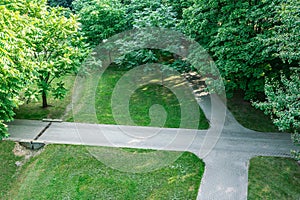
[
  {"x1": 131, "y1": 2, "x2": 177, "y2": 29},
  {"x1": 0, "y1": 0, "x2": 87, "y2": 138},
  {"x1": 26, "y1": 5, "x2": 87, "y2": 107},
  {"x1": 0, "y1": 1, "x2": 38, "y2": 139},
  {"x1": 52, "y1": 81, "x2": 67, "y2": 100}
]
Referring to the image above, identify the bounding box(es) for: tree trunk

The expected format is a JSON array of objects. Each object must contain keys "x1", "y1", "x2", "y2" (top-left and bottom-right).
[{"x1": 42, "y1": 90, "x2": 48, "y2": 108}]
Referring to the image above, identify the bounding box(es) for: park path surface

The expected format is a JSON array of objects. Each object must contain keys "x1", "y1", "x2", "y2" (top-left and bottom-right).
[{"x1": 7, "y1": 94, "x2": 298, "y2": 200}]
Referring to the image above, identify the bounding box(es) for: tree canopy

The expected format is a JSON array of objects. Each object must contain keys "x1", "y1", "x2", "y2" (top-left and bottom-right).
[
  {"x1": 0, "y1": 0, "x2": 86, "y2": 139},
  {"x1": 72, "y1": 0, "x2": 299, "y2": 99},
  {"x1": 181, "y1": 0, "x2": 300, "y2": 99},
  {"x1": 72, "y1": 0, "x2": 127, "y2": 46},
  {"x1": 27, "y1": 5, "x2": 87, "y2": 108},
  {"x1": 0, "y1": 0, "x2": 41, "y2": 138}
]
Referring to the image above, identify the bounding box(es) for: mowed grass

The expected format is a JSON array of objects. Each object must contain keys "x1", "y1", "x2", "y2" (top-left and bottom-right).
[
  {"x1": 5, "y1": 143, "x2": 204, "y2": 199},
  {"x1": 248, "y1": 156, "x2": 300, "y2": 199},
  {"x1": 0, "y1": 141, "x2": 23, "y2": 199},
  {"x1": 14, "y1": 75, "x2": 75, "y2": 120},
  {"x1": 15, "y1": 66, "x2": 209, "y2": 130},
  {"x1": 95, "y1": 66, "x2": 209, "y2": 129},
  {"x1": 227, "y1": 92, "x2": 279, "y2": 132}
]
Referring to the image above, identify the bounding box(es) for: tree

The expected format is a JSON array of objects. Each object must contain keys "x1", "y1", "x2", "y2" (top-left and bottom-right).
[
  {"x1": 0, "y1": 0, "x2": 42, "y2": 139},
  {"x1": 181, "y1": 0, "x2": 300, "y2": 99},
  {"x1": 254, "y1": 70, "x2": 300, "y2": 161},
  {"x1": 73, "y1": 0, "x2": 127, "y2": 46},
  {"x1": 114, "y1": 0, "x2": 179, "y2": 69},
  {"x1": 0, "y1": 0, "x2": 87, "y2": 139},
  {"x1": 27, "y1": 6, "x2": 87, "y2": 108}
]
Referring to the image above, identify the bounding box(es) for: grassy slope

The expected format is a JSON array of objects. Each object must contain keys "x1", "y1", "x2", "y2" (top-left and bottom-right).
[
  {"x1": 6, "y1": 144, "x2": 204, "y2": 199},
  {"x1": 0, "y1": 141, "x2": 23, "y2": 199},
  {"x1": 248, "y1": 157, "x2": 300, "y2": 199}
]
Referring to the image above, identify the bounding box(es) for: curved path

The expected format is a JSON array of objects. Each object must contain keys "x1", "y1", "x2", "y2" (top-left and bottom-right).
[{"x1": 6, "y1": 94, "x2": 298, "y2": 200}]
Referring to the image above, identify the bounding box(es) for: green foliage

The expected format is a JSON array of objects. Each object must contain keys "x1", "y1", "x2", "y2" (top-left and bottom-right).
[
  {"x1": 48, "y1": 0, "x2": 74, "y2": 9},
  {"x1": 259, "y1": 0, "x2": 300, "y2": 63},
  {"x1": 165, "y1": 0, "x2": 193, "y2": 19},
  {"x1": 26, "y1": 6, "x2": 87, "y2": 107},
  {"x1": 73, "y1": 0, "x2": 192, "y2": 74},
  {"x1": 127, "y1": 0, "x2": 177, "y2": 28},
  {"x1": 227, "y1": 92, "x2": 279, "y2": 132},
  {"x1": 15, "y1": 76, "x2": 75, "y2": 120},
  {"x1": 254, "y1": 70, "x2": 300, "y2": 160},
  {"x1": 0, "y1": 0, "x2": 86, "y2": 138},
  {"x1": 181, "y1": 0, "x2": 300, "y2": 99},
  {"x1": 115, "y1": 0, "x2": 191, "y2": 74},
  {"x1": 0, "y1": 0, "x2": 41, "y2": 138},
  {"x1": 73, "y1": 0, "x2": 127, "y2": 46}
]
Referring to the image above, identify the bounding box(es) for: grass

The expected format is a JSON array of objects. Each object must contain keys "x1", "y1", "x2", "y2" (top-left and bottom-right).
[
  {"x1": 0, "y1": 141, "x2": 23, "y2": 199},
  {"x1": 95, "y1": 66, "x2": 209, "y2": 129},
  {"x1": 227, "y1": 92, "x2": 279, "y2": 132},
  {"x1": 14, "y1": 75, "x2": 75, "y2": 120},
  {"x1": 4, "y1": 143, "x2": 204, "y2": 199},
  {"x1": 15, "y1": 66, "x2": 209, "y2": 129},
  {"x1": 248, "y1": 156, "x2": 300, "y2": 199}
]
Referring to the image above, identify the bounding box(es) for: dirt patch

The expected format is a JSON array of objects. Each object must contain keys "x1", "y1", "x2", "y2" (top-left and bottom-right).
[{"x1": 13, "y1": 142, "x2": 45, "y2": 166}]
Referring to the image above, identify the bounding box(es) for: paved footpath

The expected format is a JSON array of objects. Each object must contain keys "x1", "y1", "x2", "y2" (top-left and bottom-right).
[{"x1": 7, "y1": 94, "x2": 298, "y2": 200}]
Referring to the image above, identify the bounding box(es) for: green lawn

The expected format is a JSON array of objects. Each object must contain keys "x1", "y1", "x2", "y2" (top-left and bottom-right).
[
  {"x1": 15, "y1": 66, "x2": 209, "y2": 129},
  {"x1": 248, "y1": 156, "x2": 300, "y2": 200},
  {"x1": 3, "y1": 142, "x2": 204, "y2": 199},
  {"x1": 95, "y1": 66, "x2": 209, "y2": 129},
  {"x1": 11, "y1": 67, "x2": 299, "y2": 200},
  {"x1": 0, "y1": 141, "x2": 24, "y2": 199}
]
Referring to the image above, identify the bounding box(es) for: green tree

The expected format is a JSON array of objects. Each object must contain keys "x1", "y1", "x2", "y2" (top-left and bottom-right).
[
  {"x1": 114, "y1": 0, "x2": 179, "y2": 69},
  {"x1": 181, "y1": 0, "x2": 300, "y2": 99},
  {"x1": 27, "y1": 6, "x2": 87, "y2": 108},
  {"x1": 0, "y1": 0, "x2": 42, "y2": 139},
  {"x1": 254, "y1": 70, "x2": 300, "y2": 160},
  {"x1": 0, "y1": 0, "x2": 87, "y2": 139},
  {"x1": 73, "y1": 0, "x2": 127, "y2": 46}
]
